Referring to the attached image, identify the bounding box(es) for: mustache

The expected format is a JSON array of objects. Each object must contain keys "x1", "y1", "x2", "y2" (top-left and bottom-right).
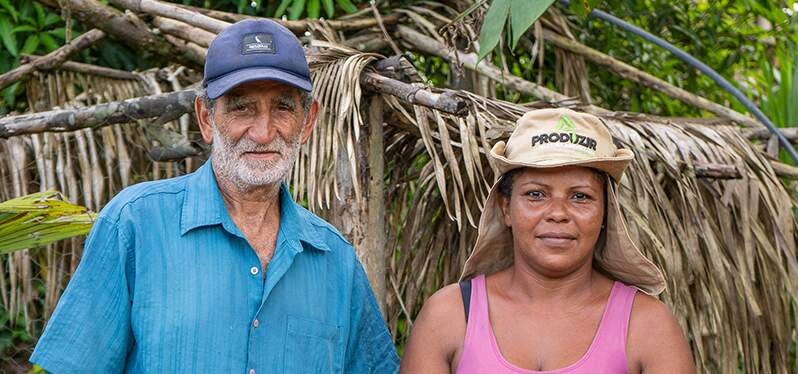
[{"x1": 230, "y1": 137, "x2": 287, "y2": 154}]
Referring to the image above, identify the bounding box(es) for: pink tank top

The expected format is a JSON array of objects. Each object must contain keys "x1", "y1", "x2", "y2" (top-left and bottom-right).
[{"x1": 456, "y1": 275, "x2": 637, "y2": 374}]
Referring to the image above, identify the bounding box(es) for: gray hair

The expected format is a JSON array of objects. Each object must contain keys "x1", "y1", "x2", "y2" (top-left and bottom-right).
[{"x1": 195, "y1": 83, "x2": 313, "y2": 120}]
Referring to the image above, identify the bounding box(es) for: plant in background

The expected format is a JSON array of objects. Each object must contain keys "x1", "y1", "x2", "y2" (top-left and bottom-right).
[
  {"x1": 0, "y1": 191, "x2": 96, "y2": 255},
  {"x1": 762, "y1": 37, "x2": 797, "y2": 164},
  {"x1": 0, "y1": 1, "x2": 65, "y2": 114},
  {"x1": 272, "y1": 0, "x2": 362, "y2": 20}
]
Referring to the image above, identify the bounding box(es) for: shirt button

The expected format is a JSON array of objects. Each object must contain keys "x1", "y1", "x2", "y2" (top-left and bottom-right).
[
  {"x1": 250, "y1": 266, "x2": 259, "y2": 275},
  {"x1": 253, "y1": 319, "x2": 260, "y2": 328},
  {"x1": 249, "y1": 369, "x2": 255, "y2": 374}
]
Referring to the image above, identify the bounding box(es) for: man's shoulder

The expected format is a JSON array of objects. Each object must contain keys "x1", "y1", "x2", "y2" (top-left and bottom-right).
[
  {"x1": 99, "y1": 174, "x2": 192, "y2": 221},
  {"x1": 293, "y1": 204, "x2": 352, "y2": 249}
]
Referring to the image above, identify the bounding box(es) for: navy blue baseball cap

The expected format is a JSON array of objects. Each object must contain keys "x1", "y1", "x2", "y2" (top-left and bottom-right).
[{"x1": 203, "y1": 19, "x2": 312, "y2": 100}]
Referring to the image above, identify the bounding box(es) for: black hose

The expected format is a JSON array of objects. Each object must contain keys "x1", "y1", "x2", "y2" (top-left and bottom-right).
[{"x1": 558, "y1": 0, "x2": 798, "y2": 164}]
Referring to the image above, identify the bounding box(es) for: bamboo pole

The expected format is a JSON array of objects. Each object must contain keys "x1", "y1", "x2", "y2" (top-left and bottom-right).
[
  {"x1": 538, "y1": 29, "x2": 761, "y2": 128},
  {"x1": 0, "y1": 29, "x2": 105, "y2": 90}
]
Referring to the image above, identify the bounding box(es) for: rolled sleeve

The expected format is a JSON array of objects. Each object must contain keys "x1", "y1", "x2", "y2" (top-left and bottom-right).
[
  {"x1": 30, "y1": 216, "x2": 134, "y2": 374},
  {"x1": 344, "y1": 263, "x2": 399, "y2": 374}
]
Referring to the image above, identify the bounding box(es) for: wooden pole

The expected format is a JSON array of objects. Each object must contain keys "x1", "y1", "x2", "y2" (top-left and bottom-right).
[{"x1": 365, "y1": 95, "x2": 386, "y2": 311}]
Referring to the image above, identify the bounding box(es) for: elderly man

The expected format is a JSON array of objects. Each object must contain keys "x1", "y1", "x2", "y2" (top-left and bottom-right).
[{"x1": 30, "y1": 19, "x2": 399, "y2": 373}]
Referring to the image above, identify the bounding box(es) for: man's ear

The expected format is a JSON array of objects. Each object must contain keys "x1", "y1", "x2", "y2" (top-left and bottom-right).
[
  {"x1": 500, "y1": 194, "x2": 512, "y2": 228},
  {"x1": 299, "y1": 100, "x2": 319, "y2": 144},
  {"x1": 195, "y1": 96, "x2": 214, "y2": 144}
]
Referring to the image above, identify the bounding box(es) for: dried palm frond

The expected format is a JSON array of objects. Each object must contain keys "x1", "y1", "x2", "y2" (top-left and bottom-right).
[{"x1": 0, "y1": 191, "x2": 95, "y2": 255}]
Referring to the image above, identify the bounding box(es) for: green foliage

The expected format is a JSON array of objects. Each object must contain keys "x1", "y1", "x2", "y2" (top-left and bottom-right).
[
  {"x1": 477, "y1": 0, "x2": 555, "y2": 60},
  {"x1": 272, "y1": 0, "x2": 361, "y2": 20},
  {"x1": 0, "y1": 2, "x2": 66, "y2": 114}
]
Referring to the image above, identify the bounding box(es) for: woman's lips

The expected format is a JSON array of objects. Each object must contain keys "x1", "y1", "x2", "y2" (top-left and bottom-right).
[{"x1": 536, "y1": 232, "x2": 576, "y2": 247}]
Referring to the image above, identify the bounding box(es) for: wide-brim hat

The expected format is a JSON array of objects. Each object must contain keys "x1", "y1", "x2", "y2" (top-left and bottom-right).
[{"x1": 460, "y1": 108, "x2": 666, "y2": 295}]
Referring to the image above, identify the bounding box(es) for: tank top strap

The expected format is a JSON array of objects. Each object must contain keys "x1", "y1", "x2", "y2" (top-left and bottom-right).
[{"x1": 592, "y1": 281, "x2": 638, "y2": 351}]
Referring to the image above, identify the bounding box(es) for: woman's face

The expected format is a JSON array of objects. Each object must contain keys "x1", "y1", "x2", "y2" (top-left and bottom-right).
[{"x1": 500, "y1": 166, "x2": 606, "y2": 278}]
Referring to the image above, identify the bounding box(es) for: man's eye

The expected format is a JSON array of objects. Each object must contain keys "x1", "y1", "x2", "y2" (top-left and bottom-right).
[
  {"x1": 277, "y1": 102, "x2": 295, "y2": 112},
  {"x1": 229, "y1": 103, "x2": 251, "y2": 113},
  {"x1": 573, "y1": 192, "x2": 590, "y2": 201}
]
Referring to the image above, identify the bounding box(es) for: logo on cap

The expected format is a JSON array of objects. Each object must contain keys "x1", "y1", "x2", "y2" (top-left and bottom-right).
[
  {"x1": 530, "y1": 114, "x2": 597, "y2": 152},
  {"x1": 241, "y1": 33, "x2": 275, "y2": 55}
]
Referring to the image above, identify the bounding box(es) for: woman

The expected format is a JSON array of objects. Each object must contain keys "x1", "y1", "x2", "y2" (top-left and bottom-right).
[{"x1": 400, "y1": 108, "x2": 695, "y2": 373}]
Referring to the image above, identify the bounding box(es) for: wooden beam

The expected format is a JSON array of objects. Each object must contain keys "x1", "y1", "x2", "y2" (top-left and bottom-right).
[{"x1": 20, "y1": 56, "x2": 139, "y2": 80}]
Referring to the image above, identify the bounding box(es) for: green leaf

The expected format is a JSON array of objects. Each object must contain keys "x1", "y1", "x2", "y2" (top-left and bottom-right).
[
  {"x1": 0, "y1": 16, "x2": 17, "y2": 56},
  {"x1": 307, "y1": 0, "x2": 320, "y2": 19},
  {"x1": 477, "y1": 0, "x2": 511, "y2": 61},
  {"x1": 274, "y1": 0, "x2": 293, "y2": 18},
  {"x1": 33, "y1": 3, "x2": 45, "y2": 27},
  {"x1": 43, "y1": 12, "x2": 61, "y2": 27},
  {"x1": 48, "y1": 27, "x2": 66, "y2": 40},
  {"x1": 39, "y1": 32, "x2": 58, "y2": 51},
  {"x1": 509, "y1": 0, "x2": 554, "y2": 49},
  {"x1": 336, "y1": 0, "x2": 358, "y2": 14},
  {"x1": 568, "y1": 0, "x2": 599, "y2": 21},
  {"x1": 0, "y1": 0, "x2": 17, "y2": 22},
  {"x1": 321, "y1": 0, "x2": 334, "y2": 18},
  {"x1": 11, "y1": 25, "x2": 36, "y2": 33},
  {"x1": 288, "y1": 0, "x2": 305, "y2": 20},
  {"x1": 1, "y1": 82, "x2": 19, "y2": 112},
  {"x1": 20, "y1": 34, "x2": 38, "y2": 54}
]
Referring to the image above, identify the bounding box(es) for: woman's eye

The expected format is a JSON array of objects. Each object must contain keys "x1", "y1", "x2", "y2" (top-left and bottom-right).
[{"x1": 526, "y1": 191, "x2": 544, "y2": 199}]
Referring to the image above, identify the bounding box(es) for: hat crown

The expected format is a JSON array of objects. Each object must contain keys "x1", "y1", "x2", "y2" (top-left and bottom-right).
[
  {"x1": 203, "y1": 19, "x2": 310, "y2": 97},
  {"x1": 501, "y1": 108, "x2": 618, "y2": 164}
]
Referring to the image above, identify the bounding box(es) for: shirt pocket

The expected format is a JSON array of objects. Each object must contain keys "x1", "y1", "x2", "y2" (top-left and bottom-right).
[{"x1": 284, "y1": 315, "x2": 340, "y2": 374}]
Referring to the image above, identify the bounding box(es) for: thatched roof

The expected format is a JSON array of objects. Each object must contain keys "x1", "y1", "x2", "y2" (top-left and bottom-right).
[{"x1": 0, "y1": 2, "x2": 796, "y2": 372}]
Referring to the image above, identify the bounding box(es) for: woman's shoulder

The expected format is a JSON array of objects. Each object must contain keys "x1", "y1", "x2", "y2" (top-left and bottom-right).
[
  {"x1": 627, "y1": 291, "x2": 695, "y2": 372},
  {"x1": 418, "y1": 281, "x2": 469, "y2": 325}
]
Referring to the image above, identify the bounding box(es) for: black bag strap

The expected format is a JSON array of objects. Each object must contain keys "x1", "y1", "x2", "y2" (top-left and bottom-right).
[{"x1": 459, "y1": 279, "x2": 472, "y2": 322}]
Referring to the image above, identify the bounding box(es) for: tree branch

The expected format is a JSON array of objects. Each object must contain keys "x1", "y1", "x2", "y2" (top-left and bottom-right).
[
  {"x1": 0, "y1": 90, "x2": 196, "y2": 137},
  {"x1": 153, "y1": 16, "x2": 215, "y2": 48},
  {"x1": 34, "y1": 0, "x2": 204, "y2": 68},
  {"x1": 21, "y1": 55, "x2": 140, "y2": 80},
  {"x1": 0, "y1": 29, "x2": 105, "y2": 90}
]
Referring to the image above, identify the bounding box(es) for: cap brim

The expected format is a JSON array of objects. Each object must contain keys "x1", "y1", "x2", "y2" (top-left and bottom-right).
[{"x1": 206, "y1": 67, "x2": 313, "y2": 99}]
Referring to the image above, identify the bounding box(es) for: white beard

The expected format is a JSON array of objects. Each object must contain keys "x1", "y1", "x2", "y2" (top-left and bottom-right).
[{"x1": 210, "y1": 122, "x2": 301, "y2": 192}]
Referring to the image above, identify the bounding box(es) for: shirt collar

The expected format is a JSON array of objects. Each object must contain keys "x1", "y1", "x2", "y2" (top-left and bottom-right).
[{"x1": 181, "y1": 159, "x2": 331, "y2": 252}]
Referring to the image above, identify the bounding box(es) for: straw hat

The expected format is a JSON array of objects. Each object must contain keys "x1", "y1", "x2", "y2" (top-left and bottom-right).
[{"x1": 461, "y1": 108, "x2": 666, "y2": 295}]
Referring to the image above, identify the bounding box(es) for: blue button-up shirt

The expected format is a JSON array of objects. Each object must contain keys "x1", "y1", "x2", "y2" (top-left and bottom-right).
[{"x1": 31, "y1": 160, "x2": 399, "y2": 373}]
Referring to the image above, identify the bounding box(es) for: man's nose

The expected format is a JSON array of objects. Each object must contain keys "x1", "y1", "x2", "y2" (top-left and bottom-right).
[{"x1": 247, "y1": 111, "x2": 276, "y2": 143}]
